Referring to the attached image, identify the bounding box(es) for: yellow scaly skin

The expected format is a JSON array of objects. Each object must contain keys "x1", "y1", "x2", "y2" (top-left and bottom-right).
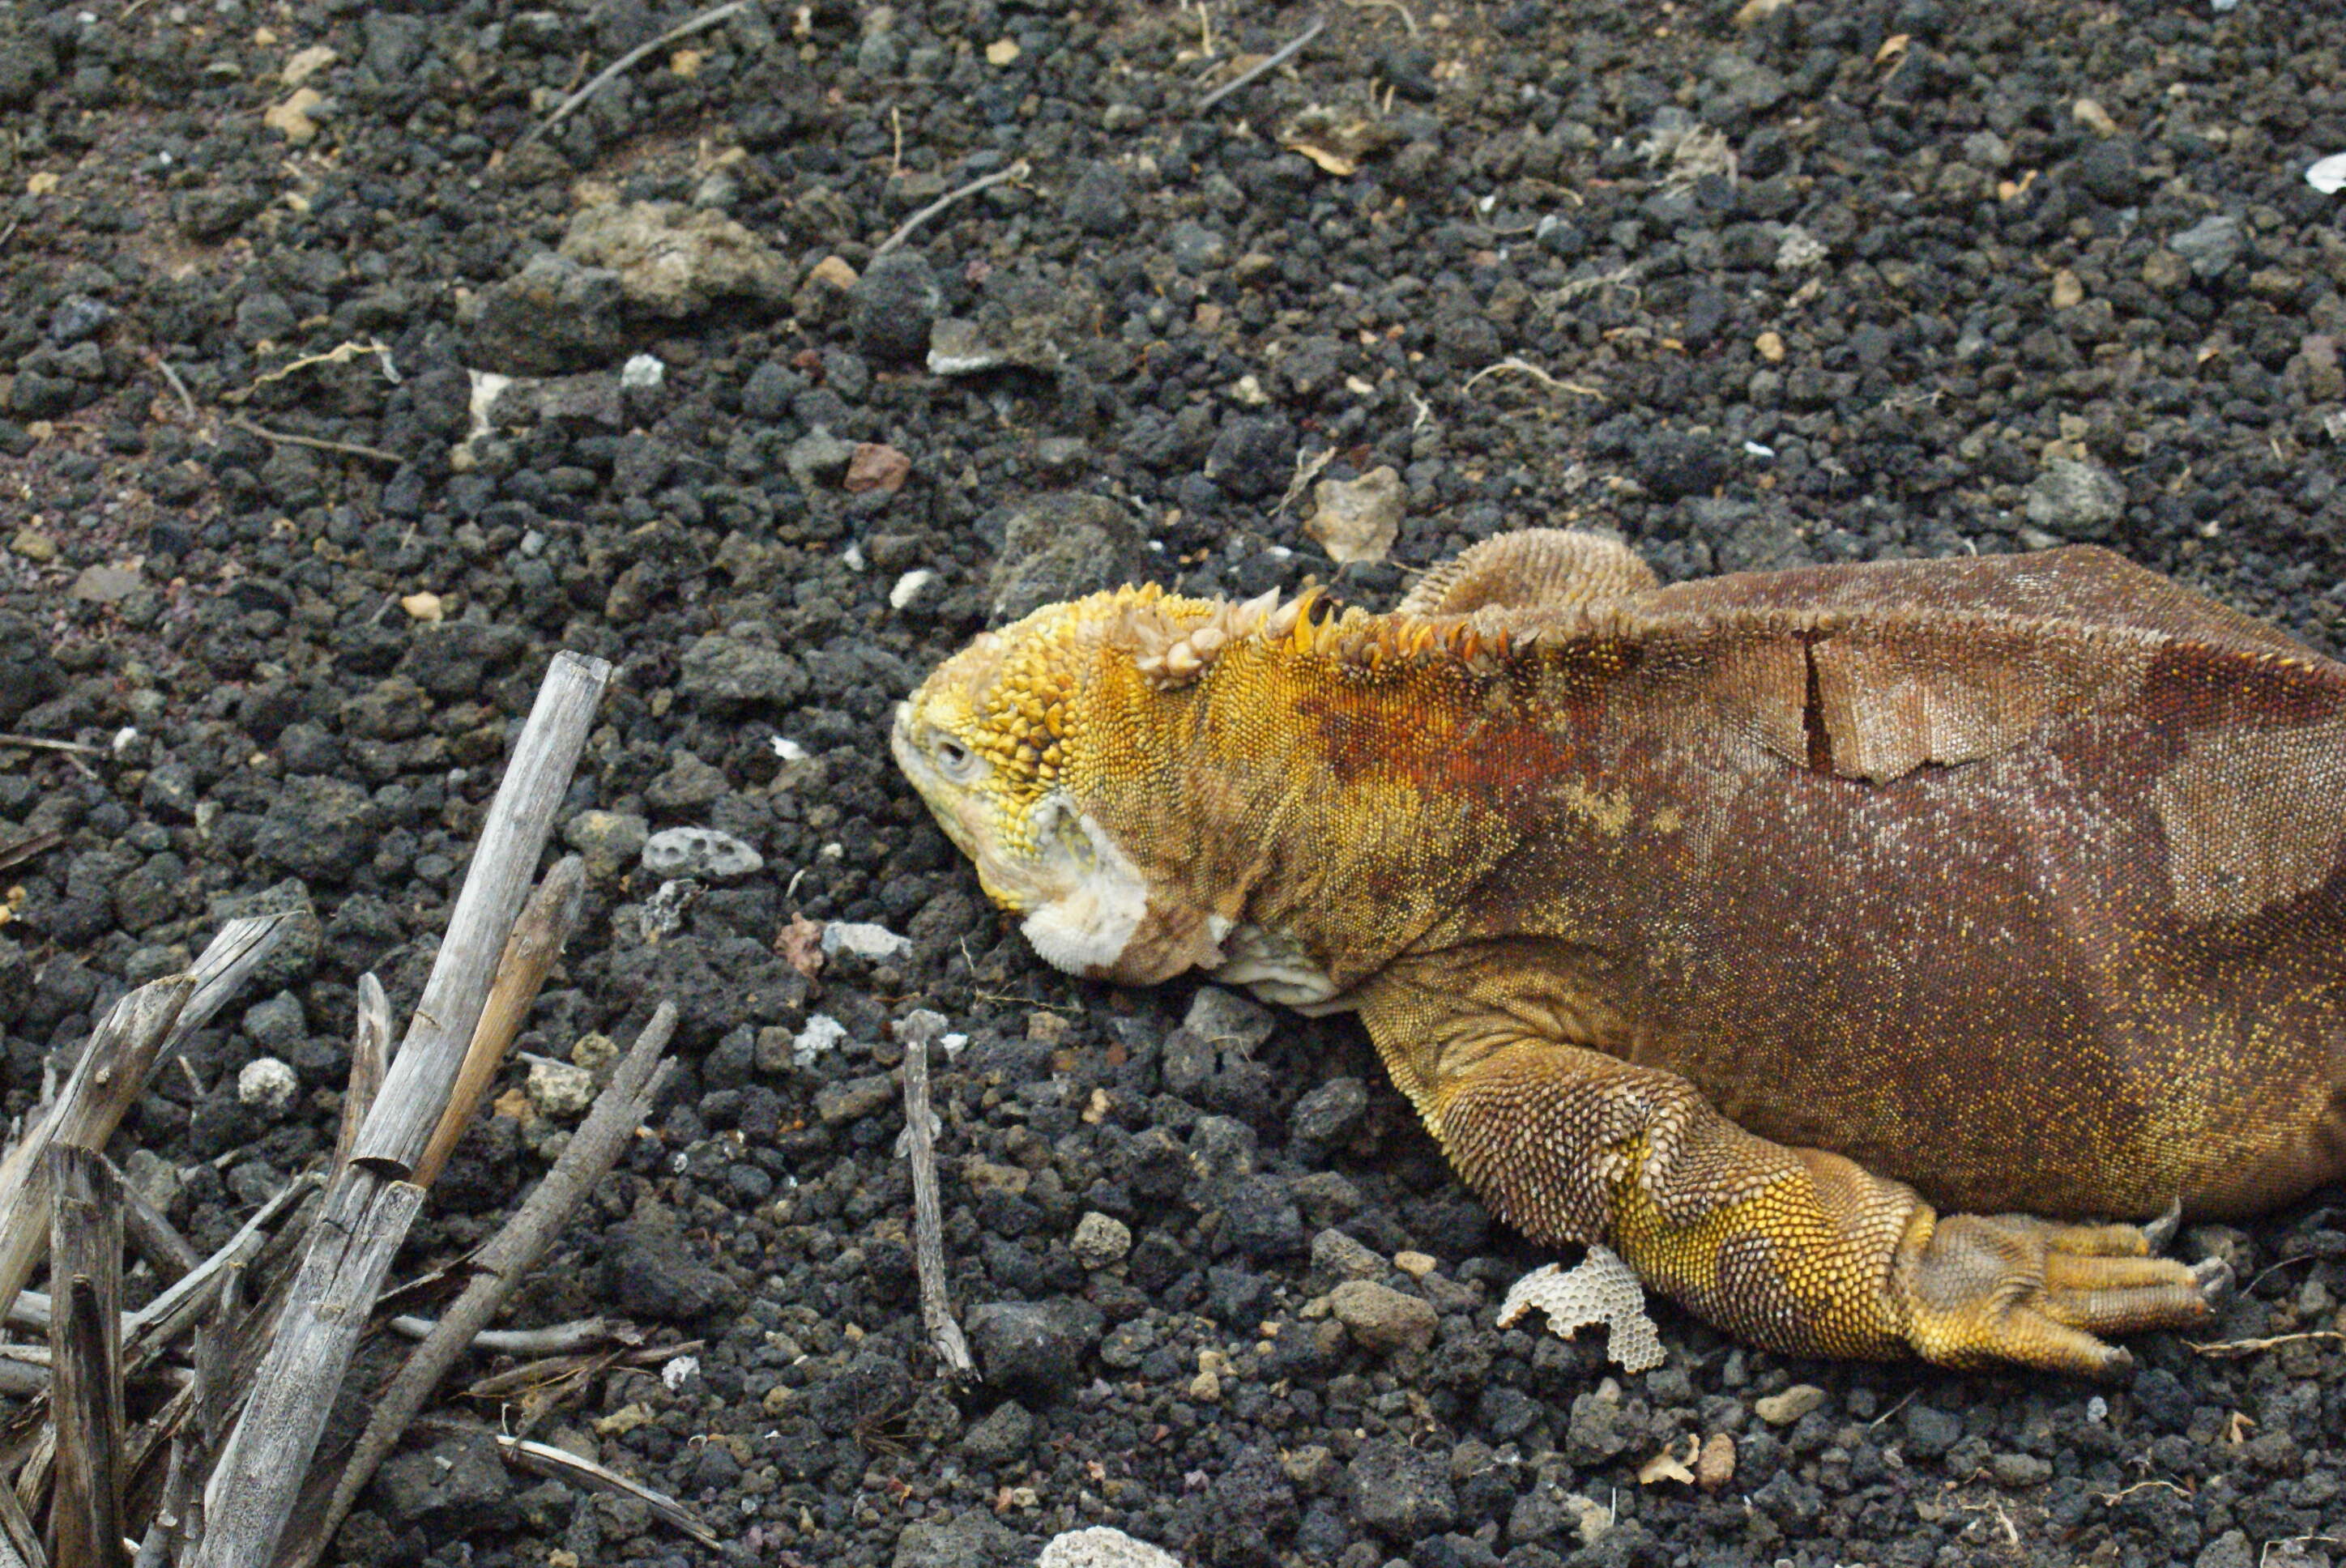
[{"x1": 888, "y1": 530, "x2": 2346, "y2": 1376}]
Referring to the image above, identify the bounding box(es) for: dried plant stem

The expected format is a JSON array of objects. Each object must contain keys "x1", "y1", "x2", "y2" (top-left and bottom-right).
[
  {"x1": 48, "y1": 1147, "x2": 126, "y2": 1568},
  {"x1": 1196, "y1": 15, "x2": 1325, "y2": 111},
  {"x1": 897, "y1": 1012, "x2": 975, "y2": 1378},
  {"x1": 517, "y1": 0, "x2": 750, "y2": 149},
  {"x1": 874, "y1": 160, "x2": 1031, "y2": 258}
]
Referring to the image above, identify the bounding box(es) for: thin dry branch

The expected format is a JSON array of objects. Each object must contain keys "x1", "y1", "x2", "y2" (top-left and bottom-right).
[
  {"x1": 874, "y1": 160, "x2": 1031, "y2": 258},
  {"x1": 896, "y1": 1011, "x2": 975, "y2": 1378},
  {"x1": 291, "y1": 1003, "x2": 676, "y2": 1568},
  {"x1": 413, "y1": 856, "x2": 586, "y2": 1188},
  {"x1": 383, "y1": 1316, "x2": 615, "y2": 1357},
  {"x1": 1196, "y1": 15, "x2": 1326, "y2": 112},
  {"x1": 516, "y1": 0, "x2": 750, "y2": 150},
  {"x1": 46, "y1": 1148, "x2": 126, "y2": 1568}
]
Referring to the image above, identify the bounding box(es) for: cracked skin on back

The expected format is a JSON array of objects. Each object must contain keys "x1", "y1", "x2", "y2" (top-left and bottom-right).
[{"x1": 894, "y1": 528, "x2": 2345, "y2": 1374}]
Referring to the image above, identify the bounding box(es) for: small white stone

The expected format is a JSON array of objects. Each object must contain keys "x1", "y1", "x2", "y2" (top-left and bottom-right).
[
  {"x1": 661, "y1": 1354, "x2": 699, "y2": 1390},
  {"x1": 770, "y1": 736, "x2": 809, "y2": 761},
  {"x1": 1037, "y1": 1528, "x2": 1184, "y2": 1568},
  {"x1": 527, "y1": 1056, "x2": 597, "y2": 1117},
  {"x1": 642, "y1": 826, "x2": 763, "y2": 880},
  {"x1": 792, "y1": 1014, "x2": 848, "y2": 1068},
  {"x1": 2309, "y1": 151, "x2": 2346, "y2": 195},
  {"x1": 237, "y1": 1056, "x2": 297, "y2": 1109},
  {"x1": 889, "y1": 568, "x2": 937, "y2": 609},
  {"x1": 621, "y1": 353, "x2": 666, "y2": 390},
  {"x1": 820, "y1": 921, "x2": 911, "y2": 961}
]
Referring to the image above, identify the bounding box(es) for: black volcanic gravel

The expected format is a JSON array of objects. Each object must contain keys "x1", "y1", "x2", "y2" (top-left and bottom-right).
[{"x1": 2, "y1": 2, "x2": 2344, "y2": 1566}]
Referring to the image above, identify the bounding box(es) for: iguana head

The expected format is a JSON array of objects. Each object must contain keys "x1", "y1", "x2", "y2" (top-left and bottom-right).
[{"x1": 894, "y1": 586, "x2": 1257, "y2": 985}]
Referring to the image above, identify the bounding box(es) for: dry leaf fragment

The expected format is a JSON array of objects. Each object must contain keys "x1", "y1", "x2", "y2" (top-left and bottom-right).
[
  {"x1": 1638, "y1": 1435, "x2": 1698, "y2": 1486},
  {"x1": 1288, "y1": 143, "x2": 1358, "y2": 177},
  {"x1": 1875, "y1": 32, "x2": 1909, "y2": 67}
]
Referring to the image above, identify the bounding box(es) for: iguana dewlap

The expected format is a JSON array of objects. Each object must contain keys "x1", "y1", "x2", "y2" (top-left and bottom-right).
[{"x1": 894, "y1": 529, "x2": 2346, "y2": 1375}]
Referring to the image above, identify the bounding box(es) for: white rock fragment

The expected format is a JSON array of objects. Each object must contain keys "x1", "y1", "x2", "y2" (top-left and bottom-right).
[
  {"x1": 621, "y1": 353, "x2": 666, "y2": 390},
  {"x1": 1774, "y1": 225, "x2": 1828, "y2": 271},
  {"x1": 661, "y1": 1354, "x2": 699, "y2": 1390},
  {"x1": 821, "y1": 921, "x2": 911, "y2": 961},
  {"x1": 1307, "y1": 466, "x2": 1405, "y2": 565},
  {"x1": 1037, "y1": 1527, "x2": 1185, "y2": 1568},
  {"x1": 526, "y1": 1055, "x2": 597, "y2": 1118},
  {"x1": 791, "y1": 1014, "x2": 848, "y2": 1068},
  {"x1": 889, "y1": 568, "x2": 937, "y2": 609},
  {"x1": 641, "y1": 826, "x2": 763, "y2": 881},
  {"x1": 2309, "y1": 151, "x2": 2346, "y2": 195},
  {"x1": 237, "y1": 1056, "x2": 297, "y2": 1110},
  {"x1": 770, "y1": 736, "x2": 810, "y2": 762},
  {"x1": 1496, "y1": 1244, "x2": 1667, "y2": 1373}
]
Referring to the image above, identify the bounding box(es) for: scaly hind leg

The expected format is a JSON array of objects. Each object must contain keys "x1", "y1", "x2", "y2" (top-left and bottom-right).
[{"x1": 1368, "y1": 998, "x2": 2231, "y2": 1377}]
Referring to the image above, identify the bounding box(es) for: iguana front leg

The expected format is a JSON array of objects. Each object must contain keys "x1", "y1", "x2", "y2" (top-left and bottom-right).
[{"x1": 1365, "y1": 1003, "x2": 2229, "y2": 1376}]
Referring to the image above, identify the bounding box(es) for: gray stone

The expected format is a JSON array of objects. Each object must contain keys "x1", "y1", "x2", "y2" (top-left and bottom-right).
[
  {"x1": 1037, "y1": 1528, "x2": 1183, "y2": 1568},
  {"x1": 2197, "y1": 1531, "x2": 2254, "y2": 1568},
  {"x1": 1061, "y1": 161, "x2": 1133, "y2": 236},
  {"x1": 253, "y1": 776, "x2": 383, "y2": 883},
  {"x1": 602, "y1": 1200, "x2": 738, "y2": 1323},
  {"x1": 966, "y1": 1300, "x2": 1098, "y2": 1402},
  {"x1": 821, "y1": 920, "x2": 911, "y2": 960},
  {"x1": 1168, "y1": 219, "x2": 1226, "y2": 273},
  {"x1": 677, "y1": 634, "x2": 808, "y2": 706},
  {"x1": 562, "y1": 809, "x2": 650, "y2": 884},
  {"x1": 1069, "y1": 1211, "x2": 1132, "y2": 1268},
  {"x1": 2024, "y1": 458, "x2": 2126, "y2": 540},
  {"x1": 1329, "y1": 1279, "x2": 1439, "y2": 1356},
  {"x1": 851, "y1": 251, "x2": 942, "y2": 364},
  {"x1": 987, "y1": 492, "x2": 1154, "y2": 625},
  {"x1": 958, "y1": 1400, "x2": 1035, "y2": 1464},
  {"x1": 1183, "y1": 986, "x2": 1275, "y2": 1053},
  {"x1": 369, "y1": 1426, "x2": 512, "y2": 1536},
  {"x1": 891, "y1": 1506, "x2": 1026, "y2": 1568},
  {"x1": 1290, "y1": 1076, "x2": 1369, "y2": 1145},
  {"x1": 785, "y1": 428, "x2": 857, "y2": 490},
  {"x1": 2169, "y1": 214, "x2": 2245, "y2": 280},
  {"x1": 1349, "y1": 1438, "x2": 1457, "y2": 1540},
  {"x1": 559, "y1": 200, "x2": 795, "y2": 317},
  {"x1": 466, "y1": 253, "x2": 629, "y2": 376},
  {"x1": 642, "y1": 826, "x2": 763, "y2": 881}
]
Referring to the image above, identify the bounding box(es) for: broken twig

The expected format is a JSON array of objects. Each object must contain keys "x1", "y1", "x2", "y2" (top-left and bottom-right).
[
  {"x1": 516, "y1": 0, "x2": 751, "y2": 150},
  {"x1": 47, "y1": 1147, "x2": 126, "y2": 1568},
  {"x1": 874, "y1": 160, "x2": 1031, "y2": 258},
  {"x1": 896, "y1": 1011, "x2": 975, "y2": 1378},
  {"x1": 1196, "y1": 15, "x2": 1325, "y2": 112}
]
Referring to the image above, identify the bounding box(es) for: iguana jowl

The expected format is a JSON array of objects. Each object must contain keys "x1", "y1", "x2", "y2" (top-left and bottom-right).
[{"x1": 893, "y1": 529, "x2": 2346, "y2": 1376}]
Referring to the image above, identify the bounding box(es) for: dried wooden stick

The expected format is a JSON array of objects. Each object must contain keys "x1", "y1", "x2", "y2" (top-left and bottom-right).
[
  {"x1": 0, "y1": 981, "x2": 191, "y2": 1331},
  {"x1": 496, "y1": 1435, "x2": 720, "y2": 1549},
  {"x1": 123, "y1": 1175, "x2": 316, "y2": 1372},
  {"x1": 384, "y1": 1316, "x2": 615, "y2": 1356},
  {"x1": 187, "y1": 1178, "x2": 424, "y2": 1568},
  {"x1": 412, "y1": 856, "x2": 585, "y2": 1189},
  {"x1": 330, "y1": 977, "x2": 391, "y2": 1175},
  {"x1": 291, "y1": 1003, "x2": 676, "y2": 1568},
  {"x1": 1196, "y1": 15, "x2": 1326, "y2": 111},
  {"x1": 896, "y1": 1010, "x2": 975, "y2": 1378},
  {"x1": 351, "y1": 651, "x2": 610, "y2": 1175},
  {"x1": 47, "y1": 1147, "x2": 126, "y2": 1568}
]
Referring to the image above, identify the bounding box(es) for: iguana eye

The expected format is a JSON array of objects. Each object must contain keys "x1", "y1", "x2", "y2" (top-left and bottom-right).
[{"x1": 932, "y1": 735, "x2": 979, "y2": 780}]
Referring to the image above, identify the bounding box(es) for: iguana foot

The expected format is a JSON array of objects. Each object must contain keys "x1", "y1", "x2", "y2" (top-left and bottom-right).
[{"x1": 1897, "y1": 1211, "x2": 2227, "y2": 1379}]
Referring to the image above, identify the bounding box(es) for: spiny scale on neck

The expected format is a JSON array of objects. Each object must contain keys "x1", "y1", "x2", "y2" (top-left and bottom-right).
[{"x1": 1118, "y1": 581, "x2": 1550, "y2": 692}]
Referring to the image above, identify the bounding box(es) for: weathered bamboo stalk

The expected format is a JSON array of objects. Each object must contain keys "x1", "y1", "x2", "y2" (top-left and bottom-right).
[
  {"x1": 351, "y1": 651, "x2": 611, "y2": 1175},
  {"x1": 287, "y1": 1003, "x2": 676, "y2": 1568},
  {"x1": 46, "y1": 1148, "x2": 126, "y2": 1568}
]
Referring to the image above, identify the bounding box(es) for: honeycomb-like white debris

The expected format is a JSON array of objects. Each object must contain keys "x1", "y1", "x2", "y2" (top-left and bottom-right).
[{"x1": 1495, "y1": 1245, "x2": 1666, "y2": 1373}]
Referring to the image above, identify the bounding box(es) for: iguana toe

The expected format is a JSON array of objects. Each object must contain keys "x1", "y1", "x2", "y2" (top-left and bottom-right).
[{"x1": 2139, "y1": 1199, "x2": 2183, "y2": 1254}]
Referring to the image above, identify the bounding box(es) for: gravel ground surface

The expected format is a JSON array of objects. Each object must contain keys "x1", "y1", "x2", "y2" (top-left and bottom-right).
[{"x1": 3, "y1": 1, "x2": 2344, "y2": 1565}]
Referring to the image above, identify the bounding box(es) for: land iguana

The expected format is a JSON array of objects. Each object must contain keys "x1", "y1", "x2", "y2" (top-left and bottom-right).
[{"x1": 892, "y1": 529, "x2": 2346, "y2": 1376}]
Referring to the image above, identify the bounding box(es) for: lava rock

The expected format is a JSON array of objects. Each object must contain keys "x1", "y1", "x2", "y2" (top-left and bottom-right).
[
  {"x1": 2024, "y1": 458, "x2": 2126, "y2": 540},
  {"x1": 602, "y1": 1201, "x2": 739, "y2": 1323},
  {"x1": 987, "y1": 491, "x2": 1154, "y2": 624},
  {"x1": 966, "y1": 1300, "x2": 1098, "y2": 1402},
  {"x1": 369, "y1": 1426, "x2": 513, "y2": 1537},
  {"x1": 1349, "y1": 1438, "x2": 1457, "y2": 1541},
  {"x1": 852, "y1": 251, "x2": 944, "y2": 364}
]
